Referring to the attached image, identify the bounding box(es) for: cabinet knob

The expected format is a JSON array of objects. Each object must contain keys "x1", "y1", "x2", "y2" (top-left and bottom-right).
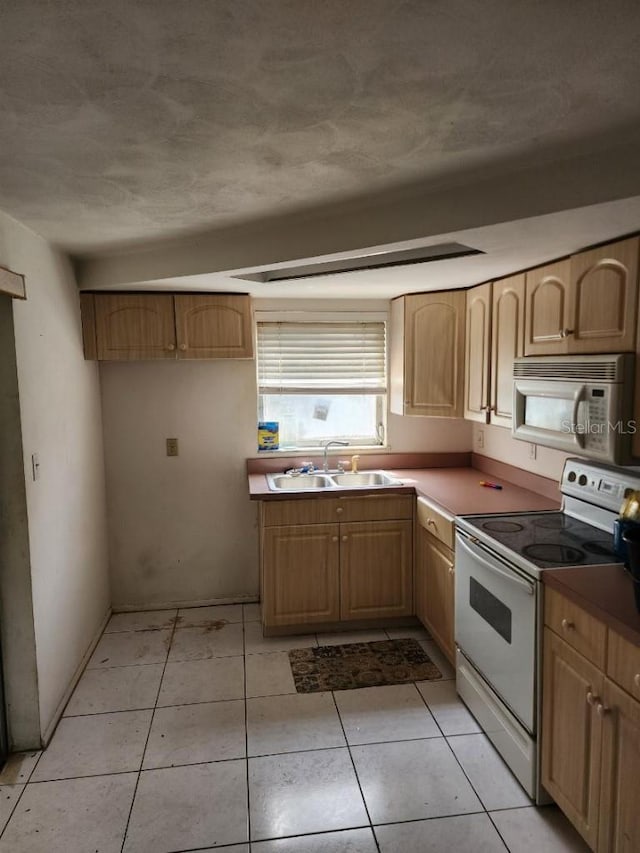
[
  {"x1": 179, "y1": 343, "x2": 187, "y2": 351},
  {"x1": 331, "y1": 536, "x2": 338, "y2": 542},
  {"x1": 560, "y1": 328, "x2": 575, "y2": 339},
  {"x1": 167, "y1": 343, "x2": 176, "y2": 351},
  {"x1": 561, "y1": 618, "x2": 574, "y2": 631},
  {"x1": 427, "y1": 518, "x2": 437, "y2": 527},
  {"x1": 448, "y1": 565, "x2": 454, "y2": 575},
  {"x1": 336, "y1": 507, "x2": 343, "y2": 514},
  {"x1": 596, "y1": 702, "x2": 610, "y2": 717},
  {"x1": 586, "y1": 691, "x2": 598, "y2": 707},
  {"x1": 634, "y1": 673, "x2": 640, "y2": 689},
  {"x1": 341, "y1": 535, "x2": 348, "y2": 542}
]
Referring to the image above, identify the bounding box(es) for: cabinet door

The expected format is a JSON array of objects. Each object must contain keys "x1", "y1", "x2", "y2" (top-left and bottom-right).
[
  {"x1": 403, "y1": 291, "x2": 466, "y2": 416},
  {"x1": 415, "y1": 528, "x2": 455, "y2": 665},
  {"x1": 340, "y1": 520, "x2": 412, "y2": 620},
  {"x1": 262, "y1": 524, "x2": 340, "y2": 627},
  {"x1": 568, "y1": 237, "x2": 638, "y2": 354},
  {"x1": 464, "y1": 283, "x2": 492, "y2": 422},
  {"x1": 175, "y1": 294, "x2": 253, "y2": 359},
  {"x1": 524, "y1": 260, "x2": 571, "y2": 355},
  {"x1": 94, "y1": 293, "x2": 176, "y2": 360},
  {"x1": 598, "y1": 678, "x2": 640, "y2": 853},
  {"x1": 490, "y1": 274, "x2": 525, "y2": 427},
  {"x1": 541, "y1": 629, "x2": 603, "y2": 849}
]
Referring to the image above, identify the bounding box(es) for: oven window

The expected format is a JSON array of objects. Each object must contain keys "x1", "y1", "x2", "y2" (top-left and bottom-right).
[
  {"x1": 469, "y1": 577, "x2": 512, "y2": 644},
  {"x1": 524, "y1": 396, "x2": 575, "y2": 431}
]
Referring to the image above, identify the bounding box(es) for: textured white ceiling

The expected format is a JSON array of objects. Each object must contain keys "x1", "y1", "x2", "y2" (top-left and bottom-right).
[{"x1": 2, "y1": 0, "x2": 640, "y2": 256}]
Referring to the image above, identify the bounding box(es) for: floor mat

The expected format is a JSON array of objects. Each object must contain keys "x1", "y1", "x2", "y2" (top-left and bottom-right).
[{"x1": 288, "y1": 638, "x2": 442, "y2": 693}]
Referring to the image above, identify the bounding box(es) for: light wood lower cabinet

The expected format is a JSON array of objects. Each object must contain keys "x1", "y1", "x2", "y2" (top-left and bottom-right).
[
  {"x1": 598, "y1": 678, "x2": 640, "y2": 852},
  {"x1": 260, "y1": 497, "x2": 413, "y2": 630},
  {"x1": 261, "y1": 524, "x2": 340, "y2": 627},
  {"x1": 542, "y1": 589, "x2": 640, "y2": 852},
  {"x1": 340, "y1": 520, "x2": 413, "y2": 620},
  {"x1": 542, "y1": 628, "x2": 603, "y2": 849},
  {"x1": 415, "y1": 527, "x2": 455, "y2": 665}
]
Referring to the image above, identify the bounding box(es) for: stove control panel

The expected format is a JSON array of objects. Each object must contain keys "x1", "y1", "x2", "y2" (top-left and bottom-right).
[{"x1": 562, "y1": 457, "x2": 640, "y2": 513}]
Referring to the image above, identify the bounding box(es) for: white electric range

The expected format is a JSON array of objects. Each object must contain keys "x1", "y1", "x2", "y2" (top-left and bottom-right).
[{"x1": 454, "y1": 457, "x2": 640, "y2": 802}]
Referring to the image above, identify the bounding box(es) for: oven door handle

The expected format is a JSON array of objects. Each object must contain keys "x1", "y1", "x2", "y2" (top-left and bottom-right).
[{"x1": 457, "y1": 534, "x2": 535, "y2": 595}]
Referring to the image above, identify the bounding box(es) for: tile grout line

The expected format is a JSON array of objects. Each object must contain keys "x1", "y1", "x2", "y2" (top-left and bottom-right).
[
  {"x1": 329, "y1": 690, "x2": 381, "y2": 853},
  {"x1": 119, "y1": 613, "x2": 179, "y2": 853},
  {"x1": 486, "y1": 806, "x2": 516, "y2": 853},
  {"x1": 0, "y1": 749, "x2": 44, "y2": 841},
  {"x1": 243, "y1": 611, "x2": 252, "y2": 849}
]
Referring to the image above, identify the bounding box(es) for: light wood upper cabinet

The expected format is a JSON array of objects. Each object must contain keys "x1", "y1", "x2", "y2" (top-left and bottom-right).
[
  {"x1": 340, "y1": 519, "x2": 413, "y2": 620},
  {"x1": 568, "y1": 237, "x2": 638, "y2": 354},
  {"x1": 525, "y1": 238, "x2": 639, "y2": 356},
  {"x1": 81, "y1": 292, "x2": 253, "y2": 361},
  {"x1": 390, "y1": 290, "x2": 466, "y2": 417},
  {"x1": 92, "y1": 293, "x2": 177, "y2": 360},
  {"x1": 541, "y1": 628, "x2": 603, "y2": 849},
  {"x1": 598, "y1": 677, "x2": 640, "y2": 853},
  {"x1": 415, "y1": 527, "x2": 455, "y2": 665},
  {"x1": 464, "y1": 283, "x2": 492, "y2": 422},
  {"x1": 174, "y1": 294, "x2": 253, "y2": 359},
  {"x1": 490, "y1": 274, "x2": 525, "y2": 427},
  {"x1": 261, "y1": 524, "x2": 340, "y2": 627},
  {"x1": 524, "y1": 260, "x2": 571, "y2": 355}
]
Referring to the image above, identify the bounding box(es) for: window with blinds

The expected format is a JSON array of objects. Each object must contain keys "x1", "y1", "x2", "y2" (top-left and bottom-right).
[{"x1": 257, "y1": 321, "x2": 387, "y2": 449}]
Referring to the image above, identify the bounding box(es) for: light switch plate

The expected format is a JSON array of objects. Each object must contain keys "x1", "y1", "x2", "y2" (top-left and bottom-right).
[
  {"x1": 31, "y1": 453, "x2": 40, "y2": 481},
  {"x1": 476, "y1": 429, "x2": 484, "y2": 449},
  {"x1": 166, "y1": 438, "x2": 179, "y2": 457}
]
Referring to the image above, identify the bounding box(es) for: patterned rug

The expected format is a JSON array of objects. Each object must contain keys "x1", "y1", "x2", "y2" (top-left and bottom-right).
[{"x1": 288, "y1": 638, "x2": 442, "y2": 693}]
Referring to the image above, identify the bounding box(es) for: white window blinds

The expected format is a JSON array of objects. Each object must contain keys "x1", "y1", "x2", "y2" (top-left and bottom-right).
[{"x1": 257, "y1": 321, "x2": 386, "y2": 395}]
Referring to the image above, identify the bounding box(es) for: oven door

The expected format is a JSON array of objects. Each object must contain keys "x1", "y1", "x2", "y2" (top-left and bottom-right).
[{"x1": 455, "y1": 530, "x2": 537, "y2": 733}]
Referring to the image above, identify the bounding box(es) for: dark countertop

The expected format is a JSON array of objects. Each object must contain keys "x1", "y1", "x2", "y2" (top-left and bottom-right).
[
  {"x1": 544, "y1": 564, "x2": 640, "y2": 648},
  {"x1": 249, "y1": 465, "x2": 560, "y2": 516}
]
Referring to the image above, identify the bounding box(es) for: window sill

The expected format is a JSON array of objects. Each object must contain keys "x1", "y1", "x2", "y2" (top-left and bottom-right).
[{"x1": 254, "y1": 445, "x2": 390, "y2": 458}]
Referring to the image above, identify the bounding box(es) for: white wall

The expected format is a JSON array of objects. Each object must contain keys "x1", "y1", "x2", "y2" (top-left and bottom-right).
[
  {"x1": 0, "y1": 211, "x2": 110, "y2": 741},
  {"x1": 100, "y1": 298, "x2": 474, "y2": 609},
  {"x1": 101, "y1": 361, "x2": 260, "y2": 609},
  {"x1": 473, "y1": 422, "x2": 568, "y2": 482}
]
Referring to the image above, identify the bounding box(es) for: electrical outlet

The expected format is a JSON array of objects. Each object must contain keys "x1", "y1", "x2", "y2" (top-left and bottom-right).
[
  {"x1": 476, "y1": 429, "x2": 484, "y2": 449},
  {"x1": 529, "y1": 442, "x2": 537, "y2": 460},
  {"x1": 166, "y1": 438, "x2": 179, "y2": 457}
]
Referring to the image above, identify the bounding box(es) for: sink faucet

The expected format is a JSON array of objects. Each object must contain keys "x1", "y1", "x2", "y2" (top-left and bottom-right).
[{"x1": 323, "y1": 440, "x2": 349, "y2": 472}]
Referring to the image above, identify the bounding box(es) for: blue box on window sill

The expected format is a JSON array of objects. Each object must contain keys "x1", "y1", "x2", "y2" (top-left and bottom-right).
[{"x1": 258, "y1": 422, "x2": 279, "y2": 452}]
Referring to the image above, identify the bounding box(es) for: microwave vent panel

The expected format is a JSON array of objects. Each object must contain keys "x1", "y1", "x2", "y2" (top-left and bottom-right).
[{"x1": 513, "y1": 356, "x2": 627, "y2": 382}]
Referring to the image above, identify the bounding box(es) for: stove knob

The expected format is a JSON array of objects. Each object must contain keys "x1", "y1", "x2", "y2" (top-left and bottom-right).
[
  {"x1": 567, "y1": 471, "x2": 577, "y2": 483},
  {"x1": 578, "y1": 474, "x2": 588, "y2": 486}
]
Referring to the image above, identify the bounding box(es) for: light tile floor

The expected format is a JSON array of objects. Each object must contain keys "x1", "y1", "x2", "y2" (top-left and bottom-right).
[{"x1": 0, "y1": 603, "x2": 591, "y2": 852}]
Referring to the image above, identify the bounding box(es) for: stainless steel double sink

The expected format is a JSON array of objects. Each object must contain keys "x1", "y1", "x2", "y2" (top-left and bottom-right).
[{"x1": 266, "y1": 470, "x2": 403, "y2": 492}]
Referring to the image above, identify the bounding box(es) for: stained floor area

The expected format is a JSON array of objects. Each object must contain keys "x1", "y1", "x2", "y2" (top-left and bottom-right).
[{"x1": 0, "y1": 604, "x2": 590, "y2": 852}]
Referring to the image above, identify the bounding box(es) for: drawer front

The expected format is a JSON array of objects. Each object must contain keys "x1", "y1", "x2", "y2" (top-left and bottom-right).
[
  {"x1": 416, "y1": 496, "x2": 454, "y2": 549},
  {"x1": 607, "y1": 629, "x2": 640, "y2": 701},
  {"x1": 544, "y1": 587, "x2": 606, "y2": 669},
  {"x1": 336, "y1": 494, "x2": 413, "y2": 522},
  {"x1": 261, "y1": 499, "x2": 339, "y2": 526}
]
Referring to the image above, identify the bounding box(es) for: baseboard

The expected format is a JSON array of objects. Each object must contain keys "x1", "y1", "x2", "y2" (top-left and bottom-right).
[
  {"x1": 40, "y1": 606, "x2": 112, "y2": 747},
  {"x1": 112, "y1": 594, "x2": 259, "y2": 613}
]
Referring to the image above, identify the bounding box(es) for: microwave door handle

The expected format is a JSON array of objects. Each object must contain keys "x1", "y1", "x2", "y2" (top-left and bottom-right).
[
  {"x1": 457, "y1": 535, "x2": 535, "y2": 595},
  {"x1": 572, "y1": 387, "x2": 586, "y2": 448}
]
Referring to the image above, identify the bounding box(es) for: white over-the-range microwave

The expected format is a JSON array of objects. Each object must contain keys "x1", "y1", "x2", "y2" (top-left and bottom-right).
[{"x1": 512, "y1": 354, "x2": 635, "y2": 464}]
